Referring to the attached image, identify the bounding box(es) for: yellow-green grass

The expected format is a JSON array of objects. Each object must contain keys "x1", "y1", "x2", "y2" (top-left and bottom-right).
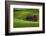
[{"x1": 14, "y1": 19, "x2": 39, "y2": 28}]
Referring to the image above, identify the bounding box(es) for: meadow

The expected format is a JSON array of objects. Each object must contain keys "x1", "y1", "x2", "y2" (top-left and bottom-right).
[{"x1": 13, "y1": 9, "x2": 39, "y2": 28}]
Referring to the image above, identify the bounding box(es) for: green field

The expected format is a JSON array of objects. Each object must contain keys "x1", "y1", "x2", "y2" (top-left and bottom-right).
[{"x1": 13, "y1": 9, "x2": 39, "y2": 28}]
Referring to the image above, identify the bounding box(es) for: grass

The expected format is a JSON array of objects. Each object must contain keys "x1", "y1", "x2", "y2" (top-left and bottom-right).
[
  {"x1": 13, "y1": 9, "x2": 39, "y2": 28},
  {"x1": 14, "y1": 19, "x2": 39, "y2": 28}
]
